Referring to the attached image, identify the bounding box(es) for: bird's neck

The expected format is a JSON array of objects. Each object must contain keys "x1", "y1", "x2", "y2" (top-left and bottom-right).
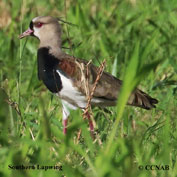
[
  {"x1": 39, "y1": 40, "x2": 63, "y2": 57},
  {"x1": 39, "y1": 34, "x2": 63, "y2": 56}
]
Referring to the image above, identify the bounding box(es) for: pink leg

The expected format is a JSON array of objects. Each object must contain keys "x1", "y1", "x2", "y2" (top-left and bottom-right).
[
  {"x1": 85, "y1": 112, "x2": 95, "y2": 138},
  {"x1": 63, "y1": 119, "x2": 68, "y2": 135},
  {"x1": 88, "y1": 116, "x2": 94, "y2": 133}
]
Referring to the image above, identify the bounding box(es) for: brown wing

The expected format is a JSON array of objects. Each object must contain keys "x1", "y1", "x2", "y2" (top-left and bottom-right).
[
  {"x1": 57, "y1": 54, "x2": 121, "y2": 101},
  {"x1": 57, "y1": 54, "x2": 158, "y2": 109}
]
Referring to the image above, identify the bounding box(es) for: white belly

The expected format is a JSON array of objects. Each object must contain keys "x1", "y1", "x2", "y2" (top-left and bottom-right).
[
  {"x1": 56, "y1": 70, "x2": 87, "y2": 109},
  {"x1": 56, "y1": 70, "x2": 115, "y2": 109}
]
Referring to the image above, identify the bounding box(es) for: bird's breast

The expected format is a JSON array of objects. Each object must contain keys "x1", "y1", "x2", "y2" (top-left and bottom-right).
[
  {"x1": 37, "y1": 47, "x2": 62, "y2": 93},
  {"x1": 42, "y1": 69, "x2": 62, "y2": 93}
]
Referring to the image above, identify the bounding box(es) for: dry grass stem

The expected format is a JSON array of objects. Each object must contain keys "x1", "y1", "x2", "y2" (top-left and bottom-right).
[
  {"x1": 83, "y1": 60, "x2": 106, "y2": 120},
  {"x1": 75, "y1": 60, "x2": 106, "y2": 141}
]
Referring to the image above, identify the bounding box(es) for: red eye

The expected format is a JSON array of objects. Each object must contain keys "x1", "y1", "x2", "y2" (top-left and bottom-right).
[{"x1": 35, "y1": 22, "x2": 43, "y2": 28}]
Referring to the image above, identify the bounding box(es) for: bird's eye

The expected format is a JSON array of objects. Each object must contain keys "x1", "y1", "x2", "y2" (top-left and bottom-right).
[{"x1": 35, "y1": 22, "x2": 43, "y2": 28}]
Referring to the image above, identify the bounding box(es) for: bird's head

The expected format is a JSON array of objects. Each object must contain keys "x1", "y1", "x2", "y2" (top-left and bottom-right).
[{"x1": 19, "y1": 16, "x2": 62, "y2": 46}]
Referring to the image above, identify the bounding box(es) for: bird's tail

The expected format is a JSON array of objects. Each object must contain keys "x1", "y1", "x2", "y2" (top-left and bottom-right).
[{"x1": 128, "y1": 89, "x2": 158, "y2": 110}]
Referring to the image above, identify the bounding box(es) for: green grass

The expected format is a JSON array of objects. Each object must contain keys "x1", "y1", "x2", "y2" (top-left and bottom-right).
[{"x1": 0, "y1": 0, "x2": 177, "y2": 177}]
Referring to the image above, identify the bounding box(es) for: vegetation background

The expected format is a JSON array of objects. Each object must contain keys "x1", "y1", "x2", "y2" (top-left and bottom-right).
[{"x1": 0, "y1": 0, "x2": 177, "y2": 176}]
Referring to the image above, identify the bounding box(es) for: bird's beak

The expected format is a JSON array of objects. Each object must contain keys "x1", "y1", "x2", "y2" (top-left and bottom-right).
[{"x1": 19, "y1": 28, "x2": 34, "y2": 39}]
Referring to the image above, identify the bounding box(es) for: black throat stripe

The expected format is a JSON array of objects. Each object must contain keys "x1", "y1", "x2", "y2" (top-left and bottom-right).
[
  {"x1": 29, "y1": 21, "x2": 33, "y2": 30},
  {"x1": 37, "y1": 47, "x2": 62, "y2": 93}
]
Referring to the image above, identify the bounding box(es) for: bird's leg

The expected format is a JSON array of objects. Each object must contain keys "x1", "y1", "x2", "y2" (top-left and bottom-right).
[
  {"x1": 84, "y1": 110, "x2": 95, "y2": 139},
  {"x1": 63, "y1": 119, "x2": 68, "y2": 134},
  {"x1": 62, "y1": 101, "x2": 70, "y2": 135},
  {"x1": 87, "y1": 113, "x2": 94, "y2": 133}
]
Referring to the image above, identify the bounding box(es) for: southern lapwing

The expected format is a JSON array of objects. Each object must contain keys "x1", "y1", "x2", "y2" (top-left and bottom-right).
[{"x1": 19, "y1": 16, "x2": 158, "y2": 135}]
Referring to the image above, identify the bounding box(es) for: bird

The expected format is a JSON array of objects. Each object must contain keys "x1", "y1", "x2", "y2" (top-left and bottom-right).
[{"x1": 19, "y1": 16, "x2": 158, "y2": 135}]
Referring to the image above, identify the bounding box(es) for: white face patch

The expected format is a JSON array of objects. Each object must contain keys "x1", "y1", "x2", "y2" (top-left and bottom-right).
[
  {"x1": 33, "y1": 26, "x2": 41, "y2": 39},
  {"x1": 32, "y1": 16, "x2": 43, "y2": 39}
]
